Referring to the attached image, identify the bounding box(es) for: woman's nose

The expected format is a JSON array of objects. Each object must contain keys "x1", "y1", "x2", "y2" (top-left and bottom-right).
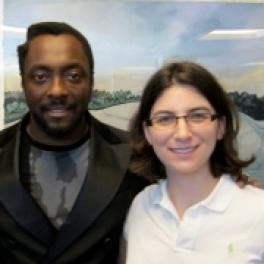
[{"x1": 173, "y1": 118, "x2": 192, "y2": 140}]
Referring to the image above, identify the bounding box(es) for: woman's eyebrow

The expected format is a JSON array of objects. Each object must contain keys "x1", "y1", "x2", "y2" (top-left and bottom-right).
[
  {"x1": 152, "y1": 111, "x2": 174, "y2": 116},
  {"x1": 188, "y1": 107, "x2": 212, "y2": 112}
]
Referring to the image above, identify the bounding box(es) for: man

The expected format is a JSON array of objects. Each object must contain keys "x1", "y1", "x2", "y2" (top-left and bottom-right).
[{"x1": 0, "y1": 22, "x2": 147, "y2": 263}]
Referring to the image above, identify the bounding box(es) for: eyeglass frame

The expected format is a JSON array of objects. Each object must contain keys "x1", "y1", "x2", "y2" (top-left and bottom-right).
[{"x1": 144, "y1": 112, "x2": 220, "y2": 130}]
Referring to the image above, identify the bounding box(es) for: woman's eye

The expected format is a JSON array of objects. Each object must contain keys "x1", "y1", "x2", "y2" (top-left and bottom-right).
[
  {"x1": 188, "y1": 113, "x2": 209, "y2": 122},
  {"x1": 156, "y1": 115, "x2": 175, "y2": 124}
]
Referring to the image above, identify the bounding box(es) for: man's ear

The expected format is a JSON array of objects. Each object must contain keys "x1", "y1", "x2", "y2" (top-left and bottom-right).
[
  {"x1": 217, "y1": 116, "x2": 226, "y2": 140},
  {"x1": 21, "y1": 76, "x2": 25, "y2": 91},
  {"x1": 87, "y1": 80, "x2": 94, "y2": 102}
]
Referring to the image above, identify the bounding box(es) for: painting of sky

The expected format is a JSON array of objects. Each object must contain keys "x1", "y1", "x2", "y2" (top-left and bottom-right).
[
  {"x1": 3, "y1": 0, "x2": 264, "y2": 182},
  {"x1": 3, "y1": 0, "x2": 264, "y2": 95}
]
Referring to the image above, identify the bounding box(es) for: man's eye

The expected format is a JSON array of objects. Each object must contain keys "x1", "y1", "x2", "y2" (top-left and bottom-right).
[
  {"x1": 66, "y1": 71, "x2": 81, "y2": 82},
  {"x1": 32, "y1": 72, "x2": 48, "y2": 83}
]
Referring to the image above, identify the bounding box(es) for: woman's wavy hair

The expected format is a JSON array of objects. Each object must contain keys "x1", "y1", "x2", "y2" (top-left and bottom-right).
[{"x1": 129, "y1": 61, "x2": 254, "y2": 183}]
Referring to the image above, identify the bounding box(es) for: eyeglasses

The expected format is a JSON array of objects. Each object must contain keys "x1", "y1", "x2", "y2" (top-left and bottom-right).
[{"x1": 145, "y1": 112, "x2": 219, "y2": 130}]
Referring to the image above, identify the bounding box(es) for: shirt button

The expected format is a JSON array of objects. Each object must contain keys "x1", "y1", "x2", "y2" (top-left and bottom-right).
[{"x1": 104, "y1": 237, "x2": 111, "y2": 243}]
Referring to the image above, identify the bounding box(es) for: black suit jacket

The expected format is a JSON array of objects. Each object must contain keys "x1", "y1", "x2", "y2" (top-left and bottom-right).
[{"x1": 0, "y1": 114, "x2": 148, "y2": 263}]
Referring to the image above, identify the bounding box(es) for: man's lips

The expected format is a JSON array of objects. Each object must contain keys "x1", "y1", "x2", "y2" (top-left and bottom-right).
[
  {"x1": 43, "y1": 105, "x2": 73, "y2": 118},
  {"x1": 47, "y1": 109, "x2": 68, "y2": 118}
]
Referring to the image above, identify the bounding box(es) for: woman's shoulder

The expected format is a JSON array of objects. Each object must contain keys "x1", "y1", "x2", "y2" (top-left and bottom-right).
[
  {"x1": 133, "y1": 182, "x2": 161, "y2": 201},
  {"x1": 128, "y1": 180, "x2": 165, "y2": 211},
  {"x1": 124, "y1": 182, "x2": 162, "y2": 235},
  {"x1": 219, "y1": 175, "x2": 264, "y2": 214},
  {"x1": 235, "y1": 180, "x2": 264, "y2": 213},
  {"x1": 225, "y1": 174, "x2": 264, "y2": 199},
  {"x1": 241, "y1": 181, "x2": 264, "y2": 197}
]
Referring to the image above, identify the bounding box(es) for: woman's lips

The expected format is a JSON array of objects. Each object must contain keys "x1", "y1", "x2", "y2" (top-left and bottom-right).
[{"x1": 170, "y1": 146, "x2": 197, "y2": 154}]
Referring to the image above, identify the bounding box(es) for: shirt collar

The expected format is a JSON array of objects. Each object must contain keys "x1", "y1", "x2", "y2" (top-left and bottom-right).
[
  {"x1": 151, "y1": 174, "x2": 237, "y2": 213},
  {"x1": 152, "y1": 180, "x2": 179, "y2": 218},
  {"x1": 152, "y1": 179, "x2": 165, "y2": 206},
  {"x1": 199, "y1": 174, "x2": 238, "y2": 212}
]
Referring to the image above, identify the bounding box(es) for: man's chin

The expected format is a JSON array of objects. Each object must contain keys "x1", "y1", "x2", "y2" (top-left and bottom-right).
[
  {"x1": 42, "y1": 123, "x2": 76, "y2": 139},
  {"x1": 31, "y1": 112, "x2": 86, "y2": 140}
]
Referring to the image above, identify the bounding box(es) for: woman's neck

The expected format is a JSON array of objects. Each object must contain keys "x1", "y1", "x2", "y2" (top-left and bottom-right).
[{"x1": 166, "y1": 170, "x2": 219, "y2": 221}]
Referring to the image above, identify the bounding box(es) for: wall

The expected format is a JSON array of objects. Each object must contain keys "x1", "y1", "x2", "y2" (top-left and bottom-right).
[{"x1": 0, "y1": 0, "x2": 4, "y2": 129}]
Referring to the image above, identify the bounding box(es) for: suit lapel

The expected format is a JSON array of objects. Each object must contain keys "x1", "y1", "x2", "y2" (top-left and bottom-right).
[
  {"x1": 0, "y1": 123, "x2": 55, "y2": 245},
  {"x1": 43, "y1": 118, "x2": 131, "y2": 263}
]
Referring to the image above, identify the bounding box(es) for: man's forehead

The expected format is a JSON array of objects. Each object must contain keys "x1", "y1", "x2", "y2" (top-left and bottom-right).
[
  {"x1": 28, "y1": 34, "x2": 84, "y2": 53},
  {"x1": 25, "y1": 34, "x2": 89, "y2": 69}
]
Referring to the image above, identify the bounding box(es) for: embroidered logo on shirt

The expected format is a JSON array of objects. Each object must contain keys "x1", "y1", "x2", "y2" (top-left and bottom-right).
[{"x1": 228, "y1": 243, "x2": 235, "y2": 256}]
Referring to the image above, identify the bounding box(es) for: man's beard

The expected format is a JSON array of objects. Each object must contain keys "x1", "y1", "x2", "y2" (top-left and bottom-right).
[{"x1": 31, "y1": 109, "x2": 85, "y2": 140}]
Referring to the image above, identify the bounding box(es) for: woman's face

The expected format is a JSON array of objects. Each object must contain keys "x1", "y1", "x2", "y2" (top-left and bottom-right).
[{"x1": 143, "y1": 84, "x2": 225, "y2": 178}]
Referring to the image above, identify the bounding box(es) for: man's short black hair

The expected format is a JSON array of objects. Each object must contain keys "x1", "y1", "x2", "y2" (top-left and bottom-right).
[{"x1": 17, "y1": 21, "x2": 94, "y2": 83}]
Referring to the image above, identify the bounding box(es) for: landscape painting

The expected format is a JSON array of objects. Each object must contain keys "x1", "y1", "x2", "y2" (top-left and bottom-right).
[{"x1": 3, "y1": 0, "x2": 264, "y2": 183}]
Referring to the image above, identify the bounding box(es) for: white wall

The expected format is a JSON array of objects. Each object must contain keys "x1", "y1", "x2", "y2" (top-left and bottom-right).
[{"x1": 0, "y1": 0, "x2": 4, "y2": 129}]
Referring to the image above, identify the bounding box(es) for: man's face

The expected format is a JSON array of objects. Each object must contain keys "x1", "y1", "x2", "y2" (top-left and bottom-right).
[{"x1": 22, "y1": 34, "x2": 92, "y2": 143}]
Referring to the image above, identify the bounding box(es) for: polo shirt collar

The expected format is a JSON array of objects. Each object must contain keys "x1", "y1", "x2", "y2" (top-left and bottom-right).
[
  {"x1": 152, "y1": 174, "x2": 237, "y2": 213},
  {"x1": 152, "y1": 180, "x2": 178, "y2": 218},
  {"x1": 152, "y1": 180, "x2": 165, "y2": 206},
  {"x1": 198, "y1": 174, "x2": 237, "y2": 212}
]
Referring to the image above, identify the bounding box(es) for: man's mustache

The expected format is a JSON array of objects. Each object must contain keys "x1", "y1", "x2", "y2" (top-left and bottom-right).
[{"x1": 41, "y1": 102, "x2": 75, "y2": 111}]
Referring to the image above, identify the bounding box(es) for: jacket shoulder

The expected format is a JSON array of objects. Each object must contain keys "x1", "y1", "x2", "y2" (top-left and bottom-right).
[
  {"x1": 92, "y1": 117, "x2": 130, "y2": 144},
  {"x1": 0, "y1": 122, "x2": 19, "y2": 147}
]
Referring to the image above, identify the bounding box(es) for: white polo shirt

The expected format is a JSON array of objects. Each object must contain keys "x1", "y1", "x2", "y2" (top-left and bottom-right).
[{"x1": 124, "y1": 174, "x2": 264, "y2": 264}]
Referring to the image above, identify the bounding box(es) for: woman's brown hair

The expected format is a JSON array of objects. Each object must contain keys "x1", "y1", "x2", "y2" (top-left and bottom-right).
[{"x1": 129, "y1": 61, "x2": 254, "y2": 184}]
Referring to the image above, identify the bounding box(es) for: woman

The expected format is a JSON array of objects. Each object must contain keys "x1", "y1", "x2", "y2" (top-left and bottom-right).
[{"x1": 120, "y1": 62, "x2": 264, "y2": 263}]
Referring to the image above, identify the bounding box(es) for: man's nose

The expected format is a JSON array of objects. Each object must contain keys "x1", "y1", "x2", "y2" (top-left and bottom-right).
[{"x1": 46, "y1": 76, "x2": 68, "y2": 97}]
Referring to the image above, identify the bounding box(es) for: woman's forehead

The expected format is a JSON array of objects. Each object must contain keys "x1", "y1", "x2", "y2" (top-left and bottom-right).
[{"x1": 151, "y1": 84, "x2": 213, "y2": 114}]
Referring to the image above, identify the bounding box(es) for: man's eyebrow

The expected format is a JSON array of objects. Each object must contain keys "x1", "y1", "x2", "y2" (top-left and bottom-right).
[
  {"x1": 26, "y1": 65, "x2": 50, "y2": 73},
  {"x1": 63, "y1": 64, "x2": 89, "y2": 73},
  {"x1": 27, "y1": 63, "x2": 87, "y2": 73},
  {"x1": 24, "y1": 65, "x2": 50, "y2": 75},
  {"x1": 64, "y1": 63, "x2": 84, "y2": 69}
]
